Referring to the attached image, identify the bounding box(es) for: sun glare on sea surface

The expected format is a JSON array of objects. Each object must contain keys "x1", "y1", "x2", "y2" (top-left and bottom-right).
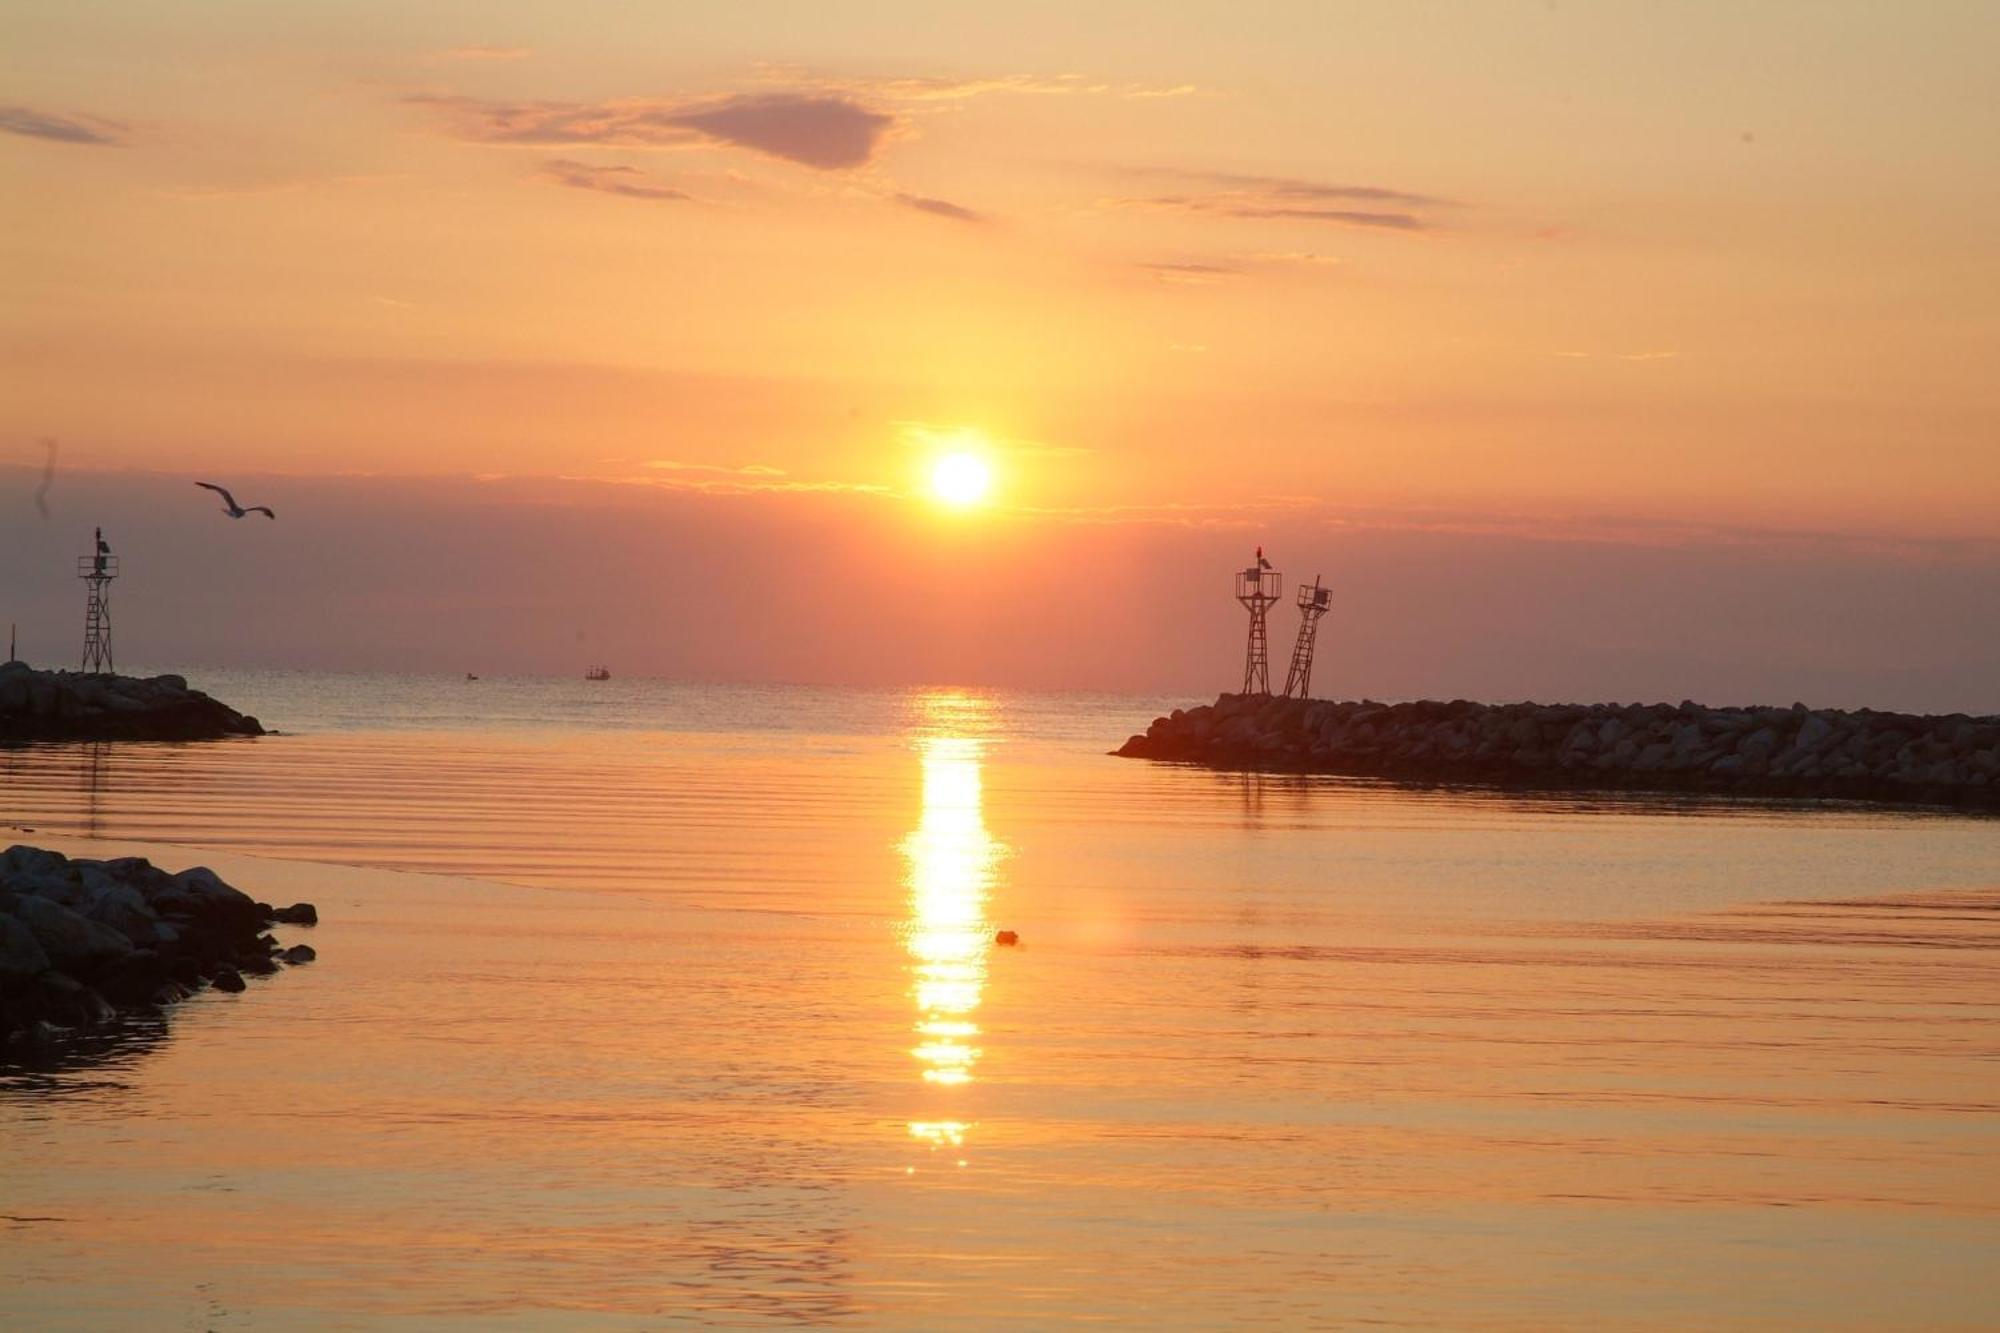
[{"x1": 930, "y1": 452, "x2": 992, "y2": 509}]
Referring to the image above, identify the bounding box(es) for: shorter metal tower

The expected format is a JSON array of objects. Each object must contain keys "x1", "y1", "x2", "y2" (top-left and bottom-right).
[
  {"x1": 1282, "y1": 575, "x2": 1331, "y2": 699},
  {"x1": 78, "y1": 527, "x2": 118, "y2": 674},
  {"x1": 1235, "y1": 547, "x2": 1282, "y2": 694}
]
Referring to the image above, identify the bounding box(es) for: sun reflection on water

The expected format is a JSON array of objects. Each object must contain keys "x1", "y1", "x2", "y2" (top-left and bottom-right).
[{"x1": 900, "y1": 692, "x2": 1005, "y2": 1156}]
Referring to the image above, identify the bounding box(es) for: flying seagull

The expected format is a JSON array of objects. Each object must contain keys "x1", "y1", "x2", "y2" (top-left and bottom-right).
[{"x1": 195, "y1": 482, "x2": 275, "y2": 519}]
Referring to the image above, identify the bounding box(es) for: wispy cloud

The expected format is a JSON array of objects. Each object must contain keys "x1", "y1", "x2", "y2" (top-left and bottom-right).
[
  {"x1": 892, "y1": 191, "x2": 984, "y2": 223},
  {"x1": 759, "y1": 66, "x2": 1198, "y2": 104},
  {"x1": 1308, "y1": 502, "x2": 1981, "y2": 559},
  {"x1": 1137, "y1": 260, "x2": 1241, "y2": 285},
  {"x1": 1552, "y1": 349, "x2": 1680, "y2": 362},
  {"x1": 1014, "y1": 495, "x2": 1322, "y2": 529},
  {"x1": 1135, "y1": 252, "x2": 1344, "y2": 285},
  {"x1": 541, "y1": 158, "x2": 692, "y2": 202},
  {"x1": 0, "y1": 104, "x2": 127, "y2": 147},
  {"x1": 896, "y1": 421, "x2": 1091, "y2": 460},
  {"x1": 1151, "y1": 170, "x2": 1448, "y2": 208},
  {"x1": 996, "y1": 494, "x2": 1997, "y2": 553},
  {"x1": 632, "y1": 459, "x2": 890, "y2": 495},
  {"x1": 410, "y1": 91, "x2": 895, "y2": 169},
  {"x1": 1110, "y1": 169, "x2": 1450, "y2": 233},
  {"x1": 1244, "y1": 251, "x2": 1344, "y2": 266},
  {"x1": 629, "y1": 472, "x2": 888, "y2": 498},
  {"x1": 1124, "y1": 195, "x2": 1427, "y2": 230},
  {"x1": 645, "y1": 460, "x2": 787, "y2": 476}
]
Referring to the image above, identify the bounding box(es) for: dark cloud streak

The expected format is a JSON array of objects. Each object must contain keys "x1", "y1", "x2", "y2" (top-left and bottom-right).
[
  {"x1": 1161, "y1": 169, "x2": 1448, "y2": 208},
  {"x1": 540, "y1": 158, "x2": 692, "y2": 202},
  {"x1": 410, "y1": 91, "x2": 894, "y2": 170},
  {"x1": 1216, "y1": 205, "x2": 1424, "y2": 229},
  {"x1": 892, "y1": 192, "x2": 984, "y2": 223},
  {"x1": 1126, "y1": 194, "x2": 1426, "y2": 230},
  {"x1": 667, "y1": 93, "x2": 892, "y2": 169},
  {"x1": 1137, "y1": 260, "x2": 1242, "y2": 284},
  {"x1": 1115, "y1": 168, "x2": 1450, "y2": 232},
  {"x1": 0, "y1": 105, "x2": 126, "y2": 146}
]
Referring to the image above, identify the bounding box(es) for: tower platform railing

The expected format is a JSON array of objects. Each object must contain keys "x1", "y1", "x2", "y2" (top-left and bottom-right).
[{"x1": 1235, "y1": 564, "x2": 1283, "y2": 695}]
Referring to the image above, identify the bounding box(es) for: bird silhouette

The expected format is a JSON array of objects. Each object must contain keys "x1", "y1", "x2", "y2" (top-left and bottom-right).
[{"x1": 195, "y1": 482, "x2": 275, "y2": 519}]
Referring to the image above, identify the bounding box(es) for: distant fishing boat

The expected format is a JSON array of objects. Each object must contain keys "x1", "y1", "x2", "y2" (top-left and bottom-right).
[
  {"x1": 584, "y1": 665, "x2": 611, "y2": 681},
  {"x1": 465, "y1": 673, "x2": 479, "y2": 681}
]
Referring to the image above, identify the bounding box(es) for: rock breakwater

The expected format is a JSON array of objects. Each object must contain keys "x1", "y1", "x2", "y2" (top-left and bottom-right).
[
  {"x1": 1117, "y1": 694, "x2": 2000, "y2": 810},
  {"x1": 1, "y1": 846, "x2": 316, "y2": 1046},
  {"x1": 0, "y1": 662, "x2": 263, "y2": 742}
]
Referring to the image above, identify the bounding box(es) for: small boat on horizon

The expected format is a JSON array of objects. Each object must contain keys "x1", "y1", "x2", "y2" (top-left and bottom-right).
[{"x1": 585, "y1": 665, "x2": 611, "y2": 681}]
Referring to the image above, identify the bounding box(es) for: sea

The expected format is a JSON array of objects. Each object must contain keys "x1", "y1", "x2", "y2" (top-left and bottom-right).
[{"x1": 2, "y1": 670, "x2": 1997, "y2": 1330}]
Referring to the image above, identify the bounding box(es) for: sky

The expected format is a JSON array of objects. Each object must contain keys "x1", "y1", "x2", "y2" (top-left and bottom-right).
[{"x1": 3, "y1": 2, "x2": 1997, "y2": 706}]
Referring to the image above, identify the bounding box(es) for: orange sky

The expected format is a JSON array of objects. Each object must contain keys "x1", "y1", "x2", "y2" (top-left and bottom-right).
[{"x1": 3, "y1": 4, "x2": 1998, "y2": 698}]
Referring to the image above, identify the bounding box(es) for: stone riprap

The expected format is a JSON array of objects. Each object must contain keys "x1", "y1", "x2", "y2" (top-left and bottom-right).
[
  {"x1": 1117, "y1": 694, "x2": 2000, "y2": 810},
  {"x1": 0, "y1": 845, "x2": 316, "y2": 1045},
  {"x1": 0, "y1": 662, "x2": 263, "y2": 742}
]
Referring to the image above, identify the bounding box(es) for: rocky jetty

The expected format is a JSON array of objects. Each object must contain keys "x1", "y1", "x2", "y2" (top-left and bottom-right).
[
  {"x1": 0, "y1": 662, "x2": 263, "y2": 742},
  {"x1": 1, "y1": 845, "x2": 316, "y2": 1046},
  {"x1": 1117, "y1": 694, "x2": 2000, "y2": 810}
]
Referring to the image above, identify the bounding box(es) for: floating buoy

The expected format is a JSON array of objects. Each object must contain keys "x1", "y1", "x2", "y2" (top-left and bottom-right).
[{"x1": 994, "y1": 930, "x2": 1019, "y2": 946}]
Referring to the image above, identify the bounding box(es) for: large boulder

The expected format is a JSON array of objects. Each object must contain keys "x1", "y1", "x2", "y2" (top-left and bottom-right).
[
  {"x1": 76, "y1": 857, "x2": 180, "y2": 925},
  {"x1": 144, "y1": 866, "x2": 264, "y2": 931},
  {"x1": 77, "y1": 877, "x2": 166, "y2": 948},
  {"x1": 0, "y1": 845, "x2": 82, "y2": 903},
  {"x1": 11, "y1": 894, "x2": 132, "y2": 970},
  {"x1": 0, "y1": 913, "x2": 51, "y2": 986},
  {"x1": 93, "y1": 949, "x2": 171, "y2": 1006}
]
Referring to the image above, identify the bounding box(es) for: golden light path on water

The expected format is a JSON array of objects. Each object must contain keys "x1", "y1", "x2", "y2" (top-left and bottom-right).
[{"x1": 900, "y1": 693, "x2": 1005, "y2": 1160}]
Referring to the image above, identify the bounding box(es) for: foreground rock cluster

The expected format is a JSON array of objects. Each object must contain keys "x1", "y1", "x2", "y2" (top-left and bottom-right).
[
  {"x1": 1118, "y1": 694, "x2": 2000, "y2": 809},
  {"x1": 0, "y1": 662, "x2": 264, "y2": 742},
  {"x1": 1, "y1": 846, "x2": 316, "y2": 1046}
]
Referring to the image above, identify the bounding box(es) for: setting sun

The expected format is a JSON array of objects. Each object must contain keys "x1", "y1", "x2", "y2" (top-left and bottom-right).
[{"x1": 931, "y1": 452, "x2": 993, "y2": 508}]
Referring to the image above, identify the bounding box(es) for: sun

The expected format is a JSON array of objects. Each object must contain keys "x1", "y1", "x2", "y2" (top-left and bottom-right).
[{"x1": 930, "y1": 452, "x2": 993, "y2": 508}]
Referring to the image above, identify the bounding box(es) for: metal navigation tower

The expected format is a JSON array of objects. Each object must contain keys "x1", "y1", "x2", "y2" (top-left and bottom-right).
[
  {"x1": 1234, "y1": 546, "x2": 1282, "y2": 694},
  {"x1": 1282, "y1": 575, "x2": 1331, "y2": 699},
  {"x1": 78, "y1": 526, "x2": 118, "y2": 674}
]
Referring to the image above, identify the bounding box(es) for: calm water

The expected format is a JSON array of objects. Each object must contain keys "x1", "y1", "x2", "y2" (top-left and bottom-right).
[{"x1": 3, "y1": 672, "x2": 1998, "y2": 1329}]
